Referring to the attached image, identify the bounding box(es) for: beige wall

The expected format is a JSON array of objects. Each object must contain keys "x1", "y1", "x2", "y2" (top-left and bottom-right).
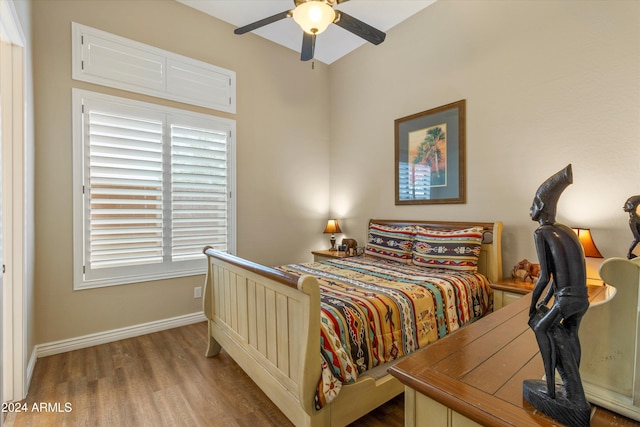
[
  {"x1": 32, "y1": 0, "x2": 331, "y2": 344},
  {"x1": 31, "y1": 0, "x2": 640, "y2": 345},
  {"x1": 329, "y1": 0, "x2": 640, "y2": 276}
]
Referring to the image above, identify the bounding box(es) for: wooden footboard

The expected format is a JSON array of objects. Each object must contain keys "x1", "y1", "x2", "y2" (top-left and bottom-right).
[
  {"x1": 202, "y1": 248, "x2": 405, "y2": 427},
  {"x1": 202, "y1": 248, "x2": 325, "y2": 426}
]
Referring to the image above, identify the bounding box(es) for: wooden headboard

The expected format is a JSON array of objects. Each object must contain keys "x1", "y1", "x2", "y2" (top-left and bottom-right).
[{"x1": 368, "y1": 219, "x2": 503, "y2": 283}]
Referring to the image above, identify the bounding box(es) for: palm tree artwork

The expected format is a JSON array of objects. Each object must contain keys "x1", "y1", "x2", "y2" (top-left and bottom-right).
[{"x1": 409, "y1": 124, "x2": 447, "y2": 197}]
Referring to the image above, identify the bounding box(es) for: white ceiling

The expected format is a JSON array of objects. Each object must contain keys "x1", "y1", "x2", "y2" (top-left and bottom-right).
[{"x1": 177, "y1": 0, "x2": 437, "y2": 64}]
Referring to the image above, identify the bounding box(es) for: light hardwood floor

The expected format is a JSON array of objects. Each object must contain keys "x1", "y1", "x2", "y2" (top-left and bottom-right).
[{"x1": 5, "y1": 322, "x2": 403, "y2": 427}]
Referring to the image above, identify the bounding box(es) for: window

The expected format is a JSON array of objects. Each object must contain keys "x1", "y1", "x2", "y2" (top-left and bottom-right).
[
  {"x1": 72, "y1": 89, "x2": 235, "y2": 289},
  {"x1": 71, "y1": 23, "x2": 236, "y2": 113}
]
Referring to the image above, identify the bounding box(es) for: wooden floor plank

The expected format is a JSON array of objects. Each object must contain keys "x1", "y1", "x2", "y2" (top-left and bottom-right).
[{"x1": 5, "y1": 321, "x2": 402, "y2": 427}]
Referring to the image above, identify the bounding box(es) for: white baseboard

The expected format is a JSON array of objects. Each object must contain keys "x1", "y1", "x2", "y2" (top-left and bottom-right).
[{"x1": 35, "y1": 311, "x2": 207, "y2": 358}]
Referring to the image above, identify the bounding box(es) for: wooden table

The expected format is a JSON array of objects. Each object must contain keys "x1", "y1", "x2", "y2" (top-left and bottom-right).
[{"x1": 388, "y1": 292, "x2": 639, "y2": 426}]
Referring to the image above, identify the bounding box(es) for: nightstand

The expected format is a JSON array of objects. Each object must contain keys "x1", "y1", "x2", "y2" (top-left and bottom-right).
[
  {"x1": 311, "y1": 250, "x2": 350, "y2": 262},
  {"x1": 490, "y1": 278, "x2": 534, "y2": 310},
  {"x1": 492, "y1": 274, "x2": 608, "y2": 311}
]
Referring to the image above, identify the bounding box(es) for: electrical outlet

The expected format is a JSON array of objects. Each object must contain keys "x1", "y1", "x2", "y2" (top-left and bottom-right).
[{"x1": 194, "y1": 286, "x2": 202, "y2": 299}]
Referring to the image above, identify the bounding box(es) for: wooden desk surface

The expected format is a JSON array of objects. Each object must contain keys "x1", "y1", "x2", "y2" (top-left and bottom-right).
[{"x1": 389, "y1": 293, "x2": 639, "y2": 426}]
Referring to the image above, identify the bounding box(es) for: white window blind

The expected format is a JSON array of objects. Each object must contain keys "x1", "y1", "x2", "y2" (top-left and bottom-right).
[
  {"x1": 73, "y1": 90, "x2": 235, "y2": 289},
  {"x1": 170, "y1": 124, "x2": 229, "y2": 261},
  {"x1": 88, "y1": 111, "x2": 164, "y2": 269}
]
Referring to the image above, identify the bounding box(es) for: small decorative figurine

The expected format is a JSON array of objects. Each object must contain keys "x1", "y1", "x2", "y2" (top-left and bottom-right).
[
  {"x1": 523, "y1": 164, "x2": 591, "y2": 427},
  {"x1": 342, "y1": 238, "x2": 358, "y2": 256},
  {"x1": 624, "y1": 195, "x2": 640, "y2": 259},
  {"x1": 512, "y1": 259, "x2": 541, "y2": 282}
]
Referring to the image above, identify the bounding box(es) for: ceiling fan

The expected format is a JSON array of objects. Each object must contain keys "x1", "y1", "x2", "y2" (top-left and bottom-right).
[{"x1": 234, "y1": 0, "x2": 386, "y2": 61}]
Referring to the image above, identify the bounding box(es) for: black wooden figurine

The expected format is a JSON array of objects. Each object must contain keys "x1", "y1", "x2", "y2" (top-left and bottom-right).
[
  {"x1": 523, "y1": 164, "x2": 591, "y2": 427},
  {"x1": 624, "y1": 195, "x2": 640, "y2": 259}
]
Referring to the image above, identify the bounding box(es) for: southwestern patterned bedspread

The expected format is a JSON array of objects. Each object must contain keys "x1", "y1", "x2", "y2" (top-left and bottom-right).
[{"x1": 276, "y1": 255, "x2": 493, "y2": 409}]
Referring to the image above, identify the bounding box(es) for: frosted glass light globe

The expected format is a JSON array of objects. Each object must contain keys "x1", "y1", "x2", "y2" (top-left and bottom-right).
[{"x1": 292, "y1": 1, "x2": 336, "y2": 35}]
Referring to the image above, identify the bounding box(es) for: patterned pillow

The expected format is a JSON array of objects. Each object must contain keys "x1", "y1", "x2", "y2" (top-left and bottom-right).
[
  {"x1": 365, "y1": 223, "x2": 415, "y2": 264},
  {"x1": 412, "y1": 226, "x2": 483, "y2": 271}
]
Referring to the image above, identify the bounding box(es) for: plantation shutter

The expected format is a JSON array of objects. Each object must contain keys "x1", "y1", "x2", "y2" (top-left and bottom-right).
[
  {"x1": 170, "y1": 124, "x2": 229, "y2": 260},
  {"x1": 88, "y1": 110, "x2": 164, "y2": 269},
  {"x1": 75, "y1": 90, "x2": 235, "y2": 289}
]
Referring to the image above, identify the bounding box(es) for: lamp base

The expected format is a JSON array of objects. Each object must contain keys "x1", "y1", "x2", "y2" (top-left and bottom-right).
[{"x1": 329, "y1": 236, "x2": 336, "y2": 251}]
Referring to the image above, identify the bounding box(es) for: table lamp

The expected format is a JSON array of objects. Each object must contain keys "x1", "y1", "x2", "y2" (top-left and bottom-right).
[
  {"x1": 323, "y1": 219, "x2": 342, "y2": 251},
  {"x1": 572, "y1": 227, "x2": 604, "y2": 285},
  {"x1": 572, "y1": 228, "x2": 603, "y2": 258}
]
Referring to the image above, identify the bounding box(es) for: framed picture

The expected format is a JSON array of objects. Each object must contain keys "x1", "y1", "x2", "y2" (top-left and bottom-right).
[{"x1": 394, "y1": 99, "x2": 466, "y2": 205}]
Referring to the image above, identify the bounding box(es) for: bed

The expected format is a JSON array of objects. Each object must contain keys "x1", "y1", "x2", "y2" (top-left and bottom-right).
[{"x1": 202, "y1": 219, "x2": 503, "y2": 426}]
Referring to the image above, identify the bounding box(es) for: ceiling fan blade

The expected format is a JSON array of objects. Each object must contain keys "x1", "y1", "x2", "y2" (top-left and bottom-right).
[
  {"x1": 301, "y1": 32, "x2": 316, "y2": 61},
  {"x1": 333, "y1": 11, "x2": 386, "y2": 45},
  {"x1": 234, "y1": 10, "x2": 291, "y2": 35}
]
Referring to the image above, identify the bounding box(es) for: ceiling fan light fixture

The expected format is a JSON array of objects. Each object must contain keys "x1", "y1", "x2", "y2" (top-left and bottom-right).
[{"x1": 292, "y1": 1, "x2": 336, "y2": 35}]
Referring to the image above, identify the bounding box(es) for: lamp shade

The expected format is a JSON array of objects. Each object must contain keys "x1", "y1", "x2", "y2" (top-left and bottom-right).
[
  {"x1": 572, "y1": 228, "x2": 603, "y2": 258},
  {"x1": 292, "y1": 1, "x2": 335, "y2": 35},
  {"x1": 323, "y1": 219, "x2": 342, "y2": 234}
]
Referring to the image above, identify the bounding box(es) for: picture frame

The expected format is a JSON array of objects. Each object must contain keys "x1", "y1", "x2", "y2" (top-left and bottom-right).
[{"x1": 394, "y1": 100, "x2": 466, "y2": 205}]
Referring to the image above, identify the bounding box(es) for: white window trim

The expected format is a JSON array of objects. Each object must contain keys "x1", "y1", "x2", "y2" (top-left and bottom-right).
[
  {"x1": 72, "y1": 88, "x2": 236, "y2": 290},
  {"x1": 71, "y1": 22, "x2": 236, "y2": 114}
]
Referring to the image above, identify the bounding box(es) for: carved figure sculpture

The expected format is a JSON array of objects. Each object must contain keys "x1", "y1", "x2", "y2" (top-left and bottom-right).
[
  {"x1": 342, "y1": 238, "x2": 358, "y2": 256},
  {"x1": 524, "y1": 263, "x2": 541, "y2": 282},
  {"x1": 523, "y1": 164, "x2": 591, "y2": 427},
  {"x1": 624, "y1": 195, "x2": 640, "y2": 259},
  {"x1": 512, "y1": 259, "x2": 529, "y2": 279},
  {"x1": 513, "y1": 259, "x2": 541, "y2": 282}
]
